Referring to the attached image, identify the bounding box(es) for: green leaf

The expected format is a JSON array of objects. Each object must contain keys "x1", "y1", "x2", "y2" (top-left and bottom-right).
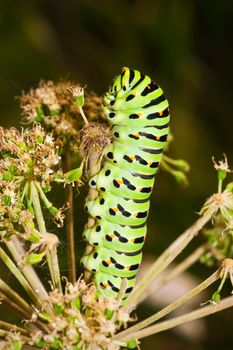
[
  {"x1": 3, "y1": 171, "x2": 13, "y2": 181},
  {"x1": 26, "y1": 253, "x2": 44, "y2": 265},
  {"x1": 105, "y1": 309, "x2": 114, "y2": 320},
  {"x1": 27, "y1": 231, "x2": 41, "y2": 243},
  {"x1": 54, "y1": 303, "x2": 64, "y2": 315},
  {"x1": 48, "y1": 206, "x2": 59, "y2": 216},
  {"x1": 2, "y1": 195, "x2": 12, "y2": 206},
  {"x1": 71, "y1": 298, "x2": 81, "y2": 310},
  {"x1": 211, "y1": 291, "x2": 221, "y2": 304},
  {"x1": 50, "y1": 338, "x2": 63, "y2": 349},
  {"x1": 11, "y1": 340, "x2": 22, "y2": 350},
  {"x1": 218, "y1": 170, "x2": 227, "y2": 181},
  {"x1": 75, "y1": 95, "x2": 85, "y2": 107},
  {"x1": 171, "y1": 170, "x2": 188, "y2": 186},
  {"x1": 35, "y1": 107, "x2": 44, "y2": 123},
  {"x1": 126, "y1": 339, "x2": 138, "y2": 349},
  {"x1": 65, "y1": 168, "x2": 82, "y2": 184},
  {"x1": 35, "y1": 338, "x2": 46, "y2": 348}
]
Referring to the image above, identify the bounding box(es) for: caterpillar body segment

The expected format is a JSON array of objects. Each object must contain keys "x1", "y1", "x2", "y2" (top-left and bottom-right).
[
  {"x1": 82, "y1": 67, "x2": 170, "y2": 302},
  {"x1": 83, "y1": 221, "x2": 146, "y2": 253},
  {"x1": 89, "y1": 164, "x2": 155, "y2": 200}
]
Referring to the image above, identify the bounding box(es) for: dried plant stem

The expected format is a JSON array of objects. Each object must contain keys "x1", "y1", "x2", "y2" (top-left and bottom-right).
[
  {"x1": 0, "y1": 279, "x2": 49, "y2": 332},
  {"x1": 124, "y1": 207, "x2": 217, "y2": 310},
  {"x1": 0, "y1": 278, "x2": 34, "y2": 316},
  {"x1": 0, "y1": 321, "x2": 29, "y2": 336},
  {"x1": 84, "y1": 153, "x2": 101, "y2": 282},
  {"x1": 31, "y1": 181, "x2": 61, "y2": 292},
  {"x1": 121, "y1": 295, "x2": 233, "y2": 342},
  {"x1": 0, "y1": 246, "x2": 44, "y2": 309},
  {"x1": 79, "y1": 106, "x2": 89, "y2": 125},
  {"x1": 114, "y1": 269, "x2": 220, "y2": 341},
  {"x1": 64, "y1": 150, "x2": 76, "y2": 284},
  {"x1": 0, "y1": 290, "x2": 33, "y2": 321},
  {"x1": 5, "y1": 237, "x2": 54, "y2": 316},
  {"x1": 138, "y1": 244, "x2": 207, "y2": 305}
]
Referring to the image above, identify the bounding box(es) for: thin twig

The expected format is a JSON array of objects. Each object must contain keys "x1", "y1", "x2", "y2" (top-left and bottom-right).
[
  {"x1": 120, "y1": 295, "x2": 233, "y2": 341},
  {"x1": 0, "y1": 279, "x2": 49, "y2": 333},
  {"x1": 124, "y1": 206, "x2": 217, "y2": 311},
  {"x1": 0, "y1": 321, "x2": 29, "y2": 336},
  {"x1": 79, "y1": 106, "x2": 89, "y2": 125},
  {"x1": 0, "y1": 290, "x2": 32, "y2": 321},
  {"x1": 5, "y1": 236, "x2": 54, "y2": 316},
  {"x1": 0, "y1": 246, "x2": 43, "y2": 309},
  {"x1": 31, "y1": 181, "x2": 62, "y2": 292},
  {"x1": 114, "y1": 269, "x2": 220, "y2": 341},
  {"x1": 84, "y1": 153, "x2": 101, "y2": 282},
  {"x1": 137, "y1": 244, "x2": 207, "y2": 305},
  {"x1": 64, "y1": 149, "x2": 76, "y2": 284},
  {"x1": 0, "y1": 278, "x2": 34, "y2": 316}
]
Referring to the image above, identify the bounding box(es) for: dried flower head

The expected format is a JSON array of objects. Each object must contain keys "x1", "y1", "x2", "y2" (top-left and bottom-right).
[
  {"x1": 212, "y1": 154, "x2": 231, "y2": 174},
  {"x1": 29, "y1": 279, "x2": 133, "y2": 350},
  {"x1": 80, "y1": 122, "x2": 111, "y2": 174},
  {"x1": 0, "y1": 125, "x2": 64, "y2": 232},
  {"x1": 0, "y1": 125, "x2": 61, "y2": 187},
  {"x1": 200, "y1": 190, "x2": 233, "y2": 223},
  {"x1": 20, "y1": 80, "x2": 107, "y2": 147}
]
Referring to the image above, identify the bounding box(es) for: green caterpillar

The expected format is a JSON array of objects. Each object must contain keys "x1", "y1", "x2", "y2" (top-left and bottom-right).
[{"x1": 82, "y1": 67, "x2": 170, "y2": 302}]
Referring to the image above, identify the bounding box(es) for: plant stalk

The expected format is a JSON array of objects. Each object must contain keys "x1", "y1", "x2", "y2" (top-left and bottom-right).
[
  {"x1": 5, "y1": 236, "x2": 54, "y2": 316},
  {"x1": 0, "y1": 321, "x2": 29, "y2": 336},
  {"x1": 114, "y1": 269, "x2": 220, "y2": 341},
  {"x1": 124, "y1": 206, "x2": 217, "y2": 310},
  {"x1": 0, "y1": 279, "x2": 49, "y2": 332},
  {"x1": 120, "y1": 295, "x2": 233, "y2": 342},
  {"x1": 0, "y1": 245, "x2": 43, "y2": 308},
  {"x1": 31, "y1": 181, "x2": 62, "y2": 292},
  {"x1": 138, "y1": 244, "x2": 207, "y2": 305},
  {"x1": 84, "y1": 152, "x2": 101, "y2": 282},
  {"x1": 63, "y1": 149, "x2": 76, "y2": 284}
]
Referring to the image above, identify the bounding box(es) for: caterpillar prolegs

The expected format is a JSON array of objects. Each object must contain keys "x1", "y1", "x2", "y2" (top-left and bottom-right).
[{"x1": 82, "y1": 67, "x2": 170, "y2": 302}]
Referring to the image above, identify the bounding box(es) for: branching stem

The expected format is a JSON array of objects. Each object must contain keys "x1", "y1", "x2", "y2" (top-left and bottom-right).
[
  {"x1": 64, "y1": 149, "x2": 76, "y2": 284},
  {"x1": 5, "y1": 237, "x2": 54, "y2": 316},
  {"x1": 31, "y1": 181, "x2": 62, "y2": 292},
  {"x1": 84, "y1": 153, "x2": 101, "y2": 282},
  {"x1": 0, "y1": 246, "x2": 40, "y2": 307},
  {"x1": 120, "y1": 295, "x2": 233, "y2": 341},
  {"x1": 138, "y1": 244, "x2": 207, "y2": 305},
  {"x1": 124, "y1": 206, "x2": 217, "y2": 311},
  {"x1": 114, "y1": 269, "x2": 220, "y2": 341}
]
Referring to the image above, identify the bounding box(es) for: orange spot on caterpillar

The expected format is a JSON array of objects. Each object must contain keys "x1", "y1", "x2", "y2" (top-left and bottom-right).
[
  {"x1": 129, "y1": 155, "x2": 135, "y2": 160},
  {"x1": 109, "y1": 233, "x2": 115, "y2": 238},
  {"x1": 106, "y1": 259, "x2": 112, "y2": 265},
  {"x1": 156, "y1": 135, "x2": 161, "y2": 140},
  {"x1": 138, "y1": 112, "x2": 143, "y2": 117},
  {"x1": 147, "y1": 161, "x2": 152, "y2": 166},
  {"x1": 159, "y1": 111, "x2": 163, "y2": 116},
  {"x1": 117, "y1": 179, "x2": 123, "y2": 185},
  {"x1": 130, "y1": 238, "x2": 135, "y2": 243},
  {"x1": 133, "y1": 133, "x2": 140, "y2": 138},
  {"x1": 112, "y1": 207, "x2": 119, "y2": 213}
]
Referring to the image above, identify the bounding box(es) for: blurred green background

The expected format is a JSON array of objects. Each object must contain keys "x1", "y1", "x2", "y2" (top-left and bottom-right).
[{"x1": 0, "y1": 1, "x2": 232, "y2": 349}]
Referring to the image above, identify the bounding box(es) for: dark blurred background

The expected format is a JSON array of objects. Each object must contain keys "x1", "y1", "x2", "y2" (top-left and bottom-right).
[{"x1": 0, "y1": 1, "x2": 233, "y2": 349}]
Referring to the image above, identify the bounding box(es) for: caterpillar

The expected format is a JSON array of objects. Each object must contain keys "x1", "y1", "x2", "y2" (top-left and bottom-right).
[{"x1": 82, "y1": 67, "x2": 170, "y2": 302}]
